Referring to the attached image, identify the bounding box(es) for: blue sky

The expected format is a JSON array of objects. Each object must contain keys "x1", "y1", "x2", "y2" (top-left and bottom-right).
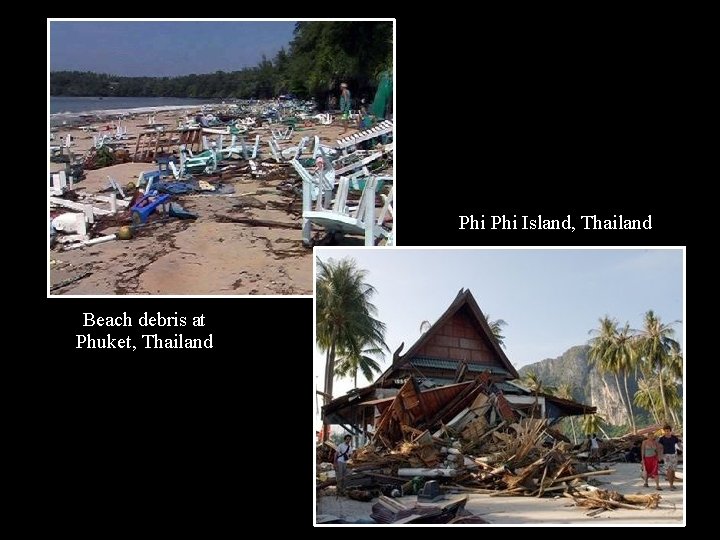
[
  {"x1": 313, "y1": 248, "x2": 684, "y2": 424},
  {"x1": 49, "y1": 21, "x2": 296, "y2": 76}
]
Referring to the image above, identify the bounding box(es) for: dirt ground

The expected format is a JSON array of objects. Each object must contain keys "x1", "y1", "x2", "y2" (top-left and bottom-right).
[
  {"x1": 315, "y1": 463, "x2": 684, "y2": 525},
  {"x1": 50, "y1": 109, "x2": 379, "y2": 295}
]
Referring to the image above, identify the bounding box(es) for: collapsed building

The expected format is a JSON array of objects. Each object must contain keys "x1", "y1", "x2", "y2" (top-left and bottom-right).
[
  {"x1": 322, "y1": 288, "x2": 595, "y2": 444},
  {"x1": 317, "y1": 290, "x2": 671, "y2": 521}
]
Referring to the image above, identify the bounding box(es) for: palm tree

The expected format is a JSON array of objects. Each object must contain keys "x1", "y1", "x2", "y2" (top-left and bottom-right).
[
  {"x1": 522, "y1": 370, "x2": 557, "y2": 395},
  {"x1": 556, "y1": 383, "x2": 578, "y2": 444},
  {"x1": 581, "y1": 413, "x2": 609, "y2": 438},
  {"x1": 667, "y1": 343, "x2": 683, "y2": 381},
  {"x1": 588, "y1": 316, "x2": 632, "y2": 431},
  {"x1": 634, "y1": 377, "x2": 661, "y2": 425},
  {"x1": 635, "y1": 310, "x2": 680, "y2": 423},
  {"x1": 634, "y1": 369, "x2": 683, "y2": 428},
  {"x1": 615, "y1": 323, "x2": 638, "y2": 433},
  {"x1": 316, "y1": 257, "x2": 388, "y2": 412},
  {"x1": 484, "y1": 314, "x2": 508, "y2": 348},
  {"x1": 334, "y1": 341, "x2": 384, "y2": 388}
]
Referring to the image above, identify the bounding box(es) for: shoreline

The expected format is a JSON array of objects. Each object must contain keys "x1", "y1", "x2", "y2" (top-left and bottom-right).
[{"x1": 50, "y1": 104, "x2": 217, "y2": 127}]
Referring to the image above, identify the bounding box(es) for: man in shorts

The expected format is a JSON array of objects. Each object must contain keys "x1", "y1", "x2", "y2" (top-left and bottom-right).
[{"x1": 658, "y1": 424, "x2": 682, "y2": 490}]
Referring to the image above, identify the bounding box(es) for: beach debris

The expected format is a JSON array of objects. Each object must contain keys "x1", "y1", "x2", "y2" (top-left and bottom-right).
[
  {"x1": 370, "y1": 495, "x2": 475, "y2": 524},
  {"x1": 565, "y1": 488, "x2": 661, "y2": 511}
]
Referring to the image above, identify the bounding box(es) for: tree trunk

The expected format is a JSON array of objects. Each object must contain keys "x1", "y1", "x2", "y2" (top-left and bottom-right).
[
  {"x1": 613, "y1": 372, "x2": 631, "y2": 430},
  {"x1": 622, "y1": 371, "x2": 636, "y2": 433},
  {"x1": 643, "y1": 378, "x2": 660, "y2": 424},
  {"x1": 670, "y1": 408, "x2": 680, "y2": 429},
  {"x1": 570, "y1": 417, "x2": 577, "y2": 444},
  {"x1": 657, "y1": 365, "x2": 670, "y2": 423},
  {"x1": 322, "y1": 336, "x2": 337, "y2": 440},
  {"x1": 354, "y1": 369, "x2": 358, "y2": 390}
]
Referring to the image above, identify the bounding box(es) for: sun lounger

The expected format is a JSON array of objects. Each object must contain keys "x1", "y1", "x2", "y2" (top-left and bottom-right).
[{"x1": 335, "y1": 120, "x2": 393, "y2": 150}]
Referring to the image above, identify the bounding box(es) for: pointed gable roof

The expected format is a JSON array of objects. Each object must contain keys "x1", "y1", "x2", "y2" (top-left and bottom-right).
[{"x1": 380, "y1": 288, "x2": 519, "y2": 381}]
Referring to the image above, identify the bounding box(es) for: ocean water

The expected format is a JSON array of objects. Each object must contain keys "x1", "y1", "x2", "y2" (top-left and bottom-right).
[{"x1": 50, "y1": 96, "x2": 218, "y2": 115}]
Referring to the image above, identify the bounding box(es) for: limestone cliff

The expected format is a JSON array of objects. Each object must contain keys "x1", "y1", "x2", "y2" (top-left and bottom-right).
[{"x1": 517, "y1": 345, "x2": 636, "y2": 426}]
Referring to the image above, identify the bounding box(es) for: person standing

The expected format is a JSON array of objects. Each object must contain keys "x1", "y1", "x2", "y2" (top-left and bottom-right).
[
  {"x1": 641, "y1": 431, "x2": 663, "y2": 490},
  {"x1": 590, "y1": 434, "x2": 600, "y2": 461},
  {"x1": 334, "y1": 434, "x2": 353, "y2": 494},
  {"x1": 658, "y1": 424, "x2": 682, "y2": 490},
  {"x1": 339, "y1": 82, "x2": 352, "y2": 134}
]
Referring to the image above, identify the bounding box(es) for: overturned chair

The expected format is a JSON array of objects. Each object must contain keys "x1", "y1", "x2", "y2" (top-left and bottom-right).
[{"x1": 290, "y1": 158, "x2": 393, "y2": 247}]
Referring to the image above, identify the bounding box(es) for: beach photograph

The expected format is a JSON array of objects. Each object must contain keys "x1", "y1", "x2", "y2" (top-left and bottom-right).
[
  {"x1": 49, "y1": 19, "x2": 394, "y2": 295},
  {"x1": 314, "y1": 248, "x2": 684, "y2": 525}
]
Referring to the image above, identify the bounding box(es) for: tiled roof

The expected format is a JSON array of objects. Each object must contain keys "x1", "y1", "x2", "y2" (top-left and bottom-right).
[{"x1": 409, "y1": 356, "x2": 511, "y2": 375}]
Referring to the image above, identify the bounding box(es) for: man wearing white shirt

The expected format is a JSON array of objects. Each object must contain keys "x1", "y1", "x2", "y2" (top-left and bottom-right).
[{"x1": 335, "y1": 434, "x2": 353, "y2": 494}]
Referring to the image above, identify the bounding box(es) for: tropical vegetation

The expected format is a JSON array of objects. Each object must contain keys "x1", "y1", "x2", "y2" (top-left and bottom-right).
[{"x1": 51, "y1": 21, "x2": 393, "y2": 106}]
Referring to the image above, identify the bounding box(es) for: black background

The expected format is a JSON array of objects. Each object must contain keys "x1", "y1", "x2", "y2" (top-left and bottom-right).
[{"x1": 43, "y1": 17, "x2": 689, "y2": 527}]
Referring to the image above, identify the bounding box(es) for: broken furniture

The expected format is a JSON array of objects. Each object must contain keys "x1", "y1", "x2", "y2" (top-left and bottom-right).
[
  {"x1": 130, "y1": 192, "x2": 172, "y2": 224},
  {"x1": 292, "y1": 158, "x2": 392, "y2": 246},
  {"x1": 335, "y1": 119, "x2": 393, "y2": 151}
]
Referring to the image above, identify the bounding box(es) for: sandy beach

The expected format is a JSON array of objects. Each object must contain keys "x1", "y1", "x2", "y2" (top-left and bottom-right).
[{"x1": 50, "y1": 106, "x2": 384, "y2": 295}]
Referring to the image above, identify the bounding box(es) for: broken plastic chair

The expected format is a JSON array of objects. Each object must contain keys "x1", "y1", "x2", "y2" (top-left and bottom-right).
[
  {"x1": 106, "y1": 176, "x2": 126, "y2": 199},
  {"x1": 312, "y1": 136, "x2": 338, "y2": 160},
  {"x1": 314, "y1": 113, "x2": 333, "y2": 125},
  {"x1": 298, "y1": 174, "x2": 391, "y2": 247},
  {"x1": 271, "y1": 136, "x2": 310, "y2": 161},
  {"x1": 180, "y1": 147, "x2": 217, "y2": 175},
  {"x1": 50, "y1": 170, "x2": 69, "y2": 196},
  {"x1": 130, "y1": 192, "x2": 172, "y2": 224},
  {"x1": 271, "y1": 125, "x2": 294, "y2": 141},
  {"x1": 333, "y1": 150, "x2": 384, "y2": 176},
  {"x1": 289, "y1": 157, "x2": 334, "y2": 208}
]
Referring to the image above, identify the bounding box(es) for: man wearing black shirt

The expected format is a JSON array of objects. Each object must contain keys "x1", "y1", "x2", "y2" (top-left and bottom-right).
[{"x1": 658, "y1": 425, "x2": 682, "y2": 490}]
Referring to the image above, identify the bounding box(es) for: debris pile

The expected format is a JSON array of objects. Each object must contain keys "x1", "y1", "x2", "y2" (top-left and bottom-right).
[
  {"x1": 318, "y1": 374, "x2": 668, "y2": 521},
  {"x1": 565, "y1": 488, "x2": 661, "y2": 512}
]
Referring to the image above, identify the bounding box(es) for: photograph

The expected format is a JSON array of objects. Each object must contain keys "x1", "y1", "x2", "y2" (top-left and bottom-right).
[
  {"x1": 49, "y1": 19, "x2": 394, "y2": 295},
  {"x1": 314, "y1": 248, "x2": 684, "y2": 525}
]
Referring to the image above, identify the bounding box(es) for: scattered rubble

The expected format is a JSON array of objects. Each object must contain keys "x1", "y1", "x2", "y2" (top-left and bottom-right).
[{"x1": 317, "y1": 374, "x2": 671, "y2": 523}]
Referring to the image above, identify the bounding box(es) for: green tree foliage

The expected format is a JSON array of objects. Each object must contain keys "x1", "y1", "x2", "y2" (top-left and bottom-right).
[
  {"x1": 580, "y1": 413, "x2": 608, "y2": 437},
  {"x1": 635, "y1": 310, "x2": 680, "y2": 423},
  {"x1": 522, "y1": 370, "x2": 556, "y2": 395},
  {"x1": 588, "y1": 316, "x2": 637, "y2": 432},
  {"x1": 483, "y1": 313, "x2": 507, "y2": 349},
  {"x1": 51, "y1": 21, "x2": 393, "y2": 103},
  {"x1": 334, "y1": 341, "x2": 384, "y2": 389},
  {"x1": 316, "y1": 257, "x2": 388, "y2": 414}
]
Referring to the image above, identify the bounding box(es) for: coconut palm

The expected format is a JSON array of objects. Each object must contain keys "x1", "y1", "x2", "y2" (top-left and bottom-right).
[
  {"x1": 634, "y1": 377, "x2": 661, "y2": 425},
  {"x1": 615, "y1": 323, "x2": 638, "y2": 433},
  {"x1": 522, "y1": 370, "x2": 556, "y2": 394},
  {"x1": 581, "y1": 413, "x2": 609, "y2": 438},
  {"x1": 334, "y1": 342, "x2": 384, "y2": 388},
  {"x1": 635, "y1": 310, "x2": 680, "y2": 423},
  {"x1": 588, "y1": 316, "x2": 633, "y2": 431},
  {"x1": 316, "y1": 257, "x2": 388, "y2": 412},
  {"x1": 634, "y1": 369, "x2": 683, "y2": 428},
  {"x1": 484, "y1": 314, "x2": 508, "y2": 349},
  {"x1": 667, "y1": 342, "x2": 683, "y2": 381}
]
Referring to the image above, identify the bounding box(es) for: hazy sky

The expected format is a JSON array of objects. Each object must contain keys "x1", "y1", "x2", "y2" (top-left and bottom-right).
[
  {"x1": 49, "y1": 21, "x2": 296, "y2": 76},
  {"x1": 313, "y1": 248, "x2": 684, "y2": 427}
]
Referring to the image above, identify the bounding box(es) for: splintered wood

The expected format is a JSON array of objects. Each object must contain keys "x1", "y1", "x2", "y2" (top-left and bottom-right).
[
  {"x1": 319, "y1": 376, "x2": 668, "y2": 516},
  {"x1": 566, "y1": 489, "x2": 662, "y2": 510}
]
